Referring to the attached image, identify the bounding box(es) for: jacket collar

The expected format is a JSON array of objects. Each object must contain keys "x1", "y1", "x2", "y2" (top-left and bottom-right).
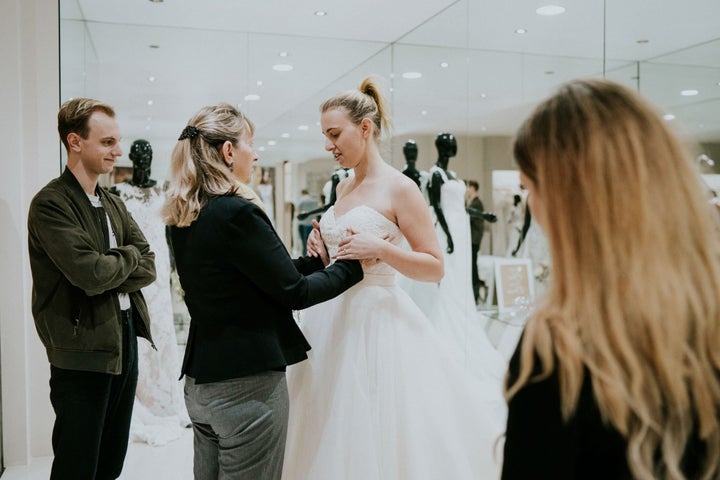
[{"x1": 60, "y1": 166, "x2": 106, "y2": 201}]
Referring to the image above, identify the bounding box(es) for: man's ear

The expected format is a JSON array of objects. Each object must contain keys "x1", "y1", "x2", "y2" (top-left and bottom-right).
[{"x1": 67, "y1": 133, "x2": 82, "y2": 152}]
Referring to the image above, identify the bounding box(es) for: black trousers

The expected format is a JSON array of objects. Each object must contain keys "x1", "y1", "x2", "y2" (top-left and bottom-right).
[
  {"x1": 49, "y1": 308, "x2": 138, "y2": 480},
  {"x1": 471, "y1": 242, "x2": 481, "y2": 303}
]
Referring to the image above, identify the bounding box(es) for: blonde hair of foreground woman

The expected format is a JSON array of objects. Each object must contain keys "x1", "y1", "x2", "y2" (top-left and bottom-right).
[
  {"x1": 507, "y1": 78, "x2": 720, "y2": 480},
  {"x1": 163, "y1": 103, "x2": 263, "y2": 227}
]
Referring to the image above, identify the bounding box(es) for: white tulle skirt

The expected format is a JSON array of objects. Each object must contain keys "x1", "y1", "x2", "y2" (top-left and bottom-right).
[{"x1": 283, "y1": 274, "x2": 507, "y2": 480}]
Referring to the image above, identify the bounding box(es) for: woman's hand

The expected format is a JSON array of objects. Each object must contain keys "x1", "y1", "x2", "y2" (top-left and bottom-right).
[
  {"x1": 334, "y1": 227, "x2": 387, "y2": 262},
  {"x1": 307, "y1": 219, "x2": 330, "y2": 266}
]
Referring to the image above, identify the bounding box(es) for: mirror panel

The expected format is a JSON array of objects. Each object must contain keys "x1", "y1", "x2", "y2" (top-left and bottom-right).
[{"x1": 59, "y1": 0, "x2": 720, "y2": 181}]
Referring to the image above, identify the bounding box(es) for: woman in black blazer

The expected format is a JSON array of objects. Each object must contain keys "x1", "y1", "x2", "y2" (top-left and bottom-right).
[{"x1": 163, "y1": 103, "x2": 363, "y2": 480}]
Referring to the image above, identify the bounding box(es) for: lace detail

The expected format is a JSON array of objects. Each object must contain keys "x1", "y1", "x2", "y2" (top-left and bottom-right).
[
  {"x1": 113, "y1": 183, "x2": 190, "y2": 445},
  {"x1": 321, "y1": 205, "x2": 402, "y2": 276}
]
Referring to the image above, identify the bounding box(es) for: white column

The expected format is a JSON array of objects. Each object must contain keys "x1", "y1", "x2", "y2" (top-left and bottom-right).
[{"x1": 0, "y1": 0, "x2": 60, "y2": 465}]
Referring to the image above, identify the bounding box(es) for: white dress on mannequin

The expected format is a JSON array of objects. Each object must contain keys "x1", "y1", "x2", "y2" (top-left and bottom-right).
[
  {"x1": 113, "y1": 182, "x2": 190, "y2": 446},
  {"x1": 404, "y1": 167, "x2": 507, "y2": 379},
  {"x1": 283, "y1": 205, "x2": 506, "y2": 480}
]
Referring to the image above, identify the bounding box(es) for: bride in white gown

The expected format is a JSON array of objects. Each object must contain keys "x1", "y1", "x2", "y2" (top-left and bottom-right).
[{"x1": 283, "y1": 77, "x2": 506, "y2": 480}]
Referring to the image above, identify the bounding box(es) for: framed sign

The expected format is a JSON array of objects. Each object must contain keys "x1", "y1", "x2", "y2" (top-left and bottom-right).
[{"x1": 494, "y1": 258, "x2": 534, "y2": 313}]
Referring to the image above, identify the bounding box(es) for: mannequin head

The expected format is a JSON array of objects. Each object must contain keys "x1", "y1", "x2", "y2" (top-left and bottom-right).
[
  {"x1": 435, "y1": 133, "x2": 457, "y2": 169},
  {"x1": 128, "y1": 139, "x2": 156, "y2": 187},
  {"x1": 403, "y1": 139, "x2": 418, "y2": 165},
  {"x1": 129, "y1": 139, "x2": 153, "y2": 174}
]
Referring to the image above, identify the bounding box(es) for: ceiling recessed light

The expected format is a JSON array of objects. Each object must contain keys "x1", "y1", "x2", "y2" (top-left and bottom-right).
[
  {"x1": 315, "y1": 121, "x2": 320, "y2": 126},
  {"x1": 481, "y1": 126, "x2": 487, "y2": 131},
  {"x1": 663, "y1": 114, "x2": 675, "y2": 121},
  {"x1": 716, "y1": 81, "x2": 720, "y2": 86},
  {"x1": 314, "y1": 10, "x2": 327, "y2": 16},
  {"x1": 267, "y1": 140, "x2": 277, "y2": 146},
  {"x1": 421, "y1": 110, "x2": 428, "y2": 116},
  {"x1": 440, "y1": 62, "x2": 449, "y2": 68},
  {"x1": 402, "y1": 72, "x2": 422, "y2": 79},
  {"x1": 272, "y1": 64, "x2": 293, "y2": 72},
  {"x1": 258, "y1": 146, "x2": 266, "y2": 152},
  {"x1": 281, "y1": 133, "x2": 290, "y2": 138},
  {"x1": 298, "y1": 125, "x2": 309, "y2": 131},
  {"x1": 147, "y1": 100, "x2": 153, "y2": 106},
  {"x1": 244, "y1": 94, "x2": 260, "y2": 101},
  {"x1": 256, "y1": 80, "x2": 263, "y2": 87},
  {"x1": 145, "y1": 125, "x2": 151, "y2": 130},
  {"x1": 480, "y1": 93, "x2": 487, "y2": 98},
  {"x1": 680, "y1": 89, "x2": 699, "y2": 96},
  {"x1": 278, "y1": 51, "x2": 288, "y2": 57},
  {"x1": 146, "y1": 116, "x2": 152, "y2": 121},
  {"x1": 536, "y1": 5, "x2": 565, "y2": 15},
  {"x1": 515, "y1": 28, "x2": 528, "y2": 34},
  {"x1": 148, "y1": 76, "x2": 156, "y2": 82}
]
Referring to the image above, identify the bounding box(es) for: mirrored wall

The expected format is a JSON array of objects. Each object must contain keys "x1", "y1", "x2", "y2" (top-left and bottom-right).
[{"x1": 60, "y1": 0, "x2": 720, "y2": 252}]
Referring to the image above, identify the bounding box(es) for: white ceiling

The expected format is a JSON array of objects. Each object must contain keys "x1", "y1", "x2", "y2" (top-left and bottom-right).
[{"x1": 60, "y1": 0, "x2": 720, "y2": 175}]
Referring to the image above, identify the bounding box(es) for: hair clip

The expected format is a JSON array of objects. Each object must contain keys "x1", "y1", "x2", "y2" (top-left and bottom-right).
[{"x1": 178, "y1": 125, "x2": 200, "y2": 140}]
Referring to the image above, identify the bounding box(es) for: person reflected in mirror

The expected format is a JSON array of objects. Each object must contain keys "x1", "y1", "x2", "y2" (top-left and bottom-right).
[
  {"x1": 28, "y1": 98, "x2": 156, "y2": 480},
  {"x1": 163, "y1": 103, "x2": 363, "y2": 480},
  {"x1": 296, "y1": 189, "x2": 319, "y2": 255},
  {"x1": 297, "y1": 167, "x2": 352, "y2": 222},
  {"x1": 503, "y1": 78, "x2": 720, "y2": 480},
  {"x1": 465, "y1": 179, "x2": 487, "y2": 304}
]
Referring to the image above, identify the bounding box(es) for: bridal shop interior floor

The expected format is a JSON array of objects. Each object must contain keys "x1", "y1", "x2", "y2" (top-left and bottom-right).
[{"x1": 1, "y1": 309, "x2": 523, "y2": 480}]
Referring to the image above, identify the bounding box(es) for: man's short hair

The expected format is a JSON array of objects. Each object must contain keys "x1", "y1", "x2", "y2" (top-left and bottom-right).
[
  {"x1": 467, "y1": 180, "x2": 479, "y2": 190},
  {"x1": 58, "y1": 98, "x2": 115, "y2": 151}
]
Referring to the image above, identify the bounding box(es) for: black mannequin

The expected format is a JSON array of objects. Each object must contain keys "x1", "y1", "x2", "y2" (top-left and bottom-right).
[
  {"x1": 428, "y1": 133, "x2": 458, "y2": 253},
  {"x1": 128, "y1": 139, "x2": 157, "y2": 188},
  {"x1": 401, "y1": 140, "x2": 422, "y2": 189},
  {"x1": 111, "y1": 139, "x2": 157, "y2": 195},
  {"x1": 296, "y1": 168, "x2": 349, "y2": 221}
]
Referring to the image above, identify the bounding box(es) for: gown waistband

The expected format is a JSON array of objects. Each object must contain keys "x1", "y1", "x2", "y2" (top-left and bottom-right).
[{"x1": 360, "y1": 273, "x2": 397, "y2": 286}]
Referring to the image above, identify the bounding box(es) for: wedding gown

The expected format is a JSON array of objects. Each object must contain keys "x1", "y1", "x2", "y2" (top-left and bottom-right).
[
  {"x1": 113, "y1": 182, "x2": 190, "y2": 445},
  {"x1": 283, "y1": 205, "x2": 507, "y2": 480},
  {"x1": 403, "y1": 168, "x2": 507, "y2": 380}
]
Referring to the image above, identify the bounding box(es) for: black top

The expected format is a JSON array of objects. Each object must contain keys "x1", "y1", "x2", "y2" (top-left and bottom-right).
[
  {"x1": 467, "y1": 196, "x2": 485, "y2": 245},
  {"x1": 502, "y1": 337, "x2": 708, "y2": 479},
  {"x1": 171, "y1": 195, "x2": 363, "y2": 384},
  {"x1": 502, "y1": 343, "x2": 629, "y2": 479}
]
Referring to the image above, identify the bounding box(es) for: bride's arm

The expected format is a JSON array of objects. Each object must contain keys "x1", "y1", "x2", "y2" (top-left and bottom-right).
[{"x1": 387, "y1": 177, "x2": 444, "y2": 282}]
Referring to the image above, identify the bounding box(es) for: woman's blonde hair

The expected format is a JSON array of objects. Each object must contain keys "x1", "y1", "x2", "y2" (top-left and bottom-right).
[
  {"x1": 163, "y1": 103, "x2": 258, "y2": 227},
  {"x1": 320, "y1": 76, "x2": 391, "y2": 139},
  {"x1": 508, "y1": 78, "x2": 720, "y2": 479}
]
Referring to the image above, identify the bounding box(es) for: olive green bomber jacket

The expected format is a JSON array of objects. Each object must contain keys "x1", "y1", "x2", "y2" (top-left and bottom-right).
[{"x1": 28, "y1": 168, "x2": 156, "y2": 374}]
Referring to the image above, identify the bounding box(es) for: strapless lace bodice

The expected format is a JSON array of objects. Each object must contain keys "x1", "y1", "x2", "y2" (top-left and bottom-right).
[{"x1": 320, "y1": 205, "x2": 402, "y2": 277}]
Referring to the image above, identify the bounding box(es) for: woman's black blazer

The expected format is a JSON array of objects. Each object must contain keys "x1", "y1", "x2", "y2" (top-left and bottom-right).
[{"x1": 171, "y1": 195, "x2": 363, "y2": 384}]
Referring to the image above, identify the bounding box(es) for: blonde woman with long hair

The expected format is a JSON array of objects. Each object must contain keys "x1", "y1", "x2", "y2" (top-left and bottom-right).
[
  {"x1": 503, "y1": 79, "x2": 720, "y2": 480},
  {"x1": 163, "y1": 103, "x2": 363, "y2": 479}
]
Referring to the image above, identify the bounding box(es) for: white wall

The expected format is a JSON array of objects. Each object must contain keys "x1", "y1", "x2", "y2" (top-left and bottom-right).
[{"x1": 1, "y1": 0, "x2": 60, "y2": 465}]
